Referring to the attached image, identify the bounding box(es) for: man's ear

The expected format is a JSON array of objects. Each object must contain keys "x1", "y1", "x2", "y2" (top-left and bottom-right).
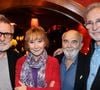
[{"x1": 80, "y1": 43, "x2": 84, "y2": 50}]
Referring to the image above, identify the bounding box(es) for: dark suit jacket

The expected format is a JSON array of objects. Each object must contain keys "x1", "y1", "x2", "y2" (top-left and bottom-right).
[
  {"x1": 7, "y1": 48, "x2": 21, "y2": 90},
  {"x1": 55, "y1": 52, "x2": 87, "y2": 90},
  {"x1": 84, "y1": 41, "x2": 100, "y2": 90}
]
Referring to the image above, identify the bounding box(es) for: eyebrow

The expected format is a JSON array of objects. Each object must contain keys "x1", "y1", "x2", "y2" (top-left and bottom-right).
[
  {"x1": 86, "y1": 20, "x2": 92, "y2": 23},
  {"x1": 96, "y1": 18, "x2": 100, "y2": 21},
  {"x1": 0, "y1": 32, "x2": 13, "y2": 34}
]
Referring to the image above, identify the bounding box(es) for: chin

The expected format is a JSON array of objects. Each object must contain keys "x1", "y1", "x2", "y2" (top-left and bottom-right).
[
  {"x1": 90, "y1": 34, "x2": 100, "y2": 40},
  {"x1": 0, "y1": 48, "x2": 9, "y2": 52},
  {"x1": 93, "y1": 37, "x2": 100, "y2": 41},
  {"x1": 32, "y1": 51, "x2": 43, "y2": 56},
  {"x1": 0, "y1": 45, "x2": 10, "y2": 51}
]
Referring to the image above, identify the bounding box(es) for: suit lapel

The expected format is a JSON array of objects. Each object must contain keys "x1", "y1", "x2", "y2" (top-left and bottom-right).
[
  {"x1": 91, "y1": 67, "x2": 100, "y2": 90},
  {"x1": 74, "y1": 53, "x2": 86, "y2": 90}
]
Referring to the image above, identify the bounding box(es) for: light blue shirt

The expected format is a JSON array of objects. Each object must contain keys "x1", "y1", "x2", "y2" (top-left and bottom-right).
[
  {"x1": 60, "y1": 56, "x2": 78, "y2": 90},
  {"x1": 87, "y1": 44, "x2": 100, "y2": 90}
]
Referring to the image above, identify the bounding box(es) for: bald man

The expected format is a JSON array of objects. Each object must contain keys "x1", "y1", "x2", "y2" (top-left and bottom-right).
[{"x1": 55, "y1": 30, "x2": 87, "y2": 90}]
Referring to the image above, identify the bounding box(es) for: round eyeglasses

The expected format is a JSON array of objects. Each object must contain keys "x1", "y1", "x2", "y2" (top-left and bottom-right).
[{"x1": 85, "y1": 19, "x2": 100, "y2": 30}]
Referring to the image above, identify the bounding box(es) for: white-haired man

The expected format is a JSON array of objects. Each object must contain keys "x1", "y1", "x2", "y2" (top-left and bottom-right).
[{"x1": 0, "y1": 14, "x2": 21, "y2": 90}]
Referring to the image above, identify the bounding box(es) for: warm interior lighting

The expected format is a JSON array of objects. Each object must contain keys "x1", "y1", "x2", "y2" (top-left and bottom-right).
[
  {"x1": 31, "y1": 18, "x2": 39, "y2": 27},
  {"x1": 10, "y1": 23, "x2": 16, "y2": 26}
]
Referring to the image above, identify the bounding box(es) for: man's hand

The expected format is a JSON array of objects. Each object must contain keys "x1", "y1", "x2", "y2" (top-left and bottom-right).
[{"x1": 53, "y1": 48, "x2": 63, "y2": 56}]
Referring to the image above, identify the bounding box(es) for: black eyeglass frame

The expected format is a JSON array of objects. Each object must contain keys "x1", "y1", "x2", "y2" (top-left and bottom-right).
[{"x1": 0, "y1": 32, "x2": 13, "y2": 38}]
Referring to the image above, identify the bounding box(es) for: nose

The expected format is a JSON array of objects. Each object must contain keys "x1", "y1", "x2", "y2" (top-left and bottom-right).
[
  {"x1": 67, "y1": 42, "x2": 72, "y2": 48},
  {"x1": 34, "y1": 43, "x2": 39, "y2": 49},
  {"x1": 92, "y1": 23, "x2": 97, "y2": 31},
  {"x1": 0, "y1": 34, "x2": 5, "y2": 41}
]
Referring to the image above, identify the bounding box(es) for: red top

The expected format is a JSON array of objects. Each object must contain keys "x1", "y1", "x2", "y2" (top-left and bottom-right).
[{"x1": 15, "y1": 55, "x2": 61, "y2": 90}]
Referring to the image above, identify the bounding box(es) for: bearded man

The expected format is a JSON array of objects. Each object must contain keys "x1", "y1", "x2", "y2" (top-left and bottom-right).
[
  {"x1": 0, "y1": 14, "x2": 21, "y2": 90},
  {"x1": 55, "y1": 30, "x2": 87, "y2": 90}
]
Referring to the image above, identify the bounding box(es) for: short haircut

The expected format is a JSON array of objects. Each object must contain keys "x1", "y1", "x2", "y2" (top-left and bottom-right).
[
  {"x1": 62, "y1": 30, "x2": 83, "y2": 43},
  {"x1": 83, "y1": 2, "x2": 100, "y2": 21},
  {"x1": 25, "y1": 26, "x2": 49, "y2": 50},
  {"x1": 0, "y1": 14, "x2": 14, "y2": 33}
]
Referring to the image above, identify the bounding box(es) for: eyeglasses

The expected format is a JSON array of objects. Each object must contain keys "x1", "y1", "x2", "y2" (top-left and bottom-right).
[
  {"x1": 85, "y1": 19, "x2": 100, "y2": 29},
  {"x1": 0, "y1": 32, "x2": 13, "y2": 39}
]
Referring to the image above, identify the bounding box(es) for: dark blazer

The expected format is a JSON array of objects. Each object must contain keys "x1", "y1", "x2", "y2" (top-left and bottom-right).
[
  {"x1": 7, "y1": 48, "x2": 21, "y2": 90},
  {"x1": 55, "y1": 52, "x2": 87, "y2": 90},
  {"x1": 84, "y1": 41, "x2": 100, "y2": 90}
]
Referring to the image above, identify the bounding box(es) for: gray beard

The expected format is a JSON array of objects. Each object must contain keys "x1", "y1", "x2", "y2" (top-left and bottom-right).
[
  {"x1": 63, "y1": 49, "x2": 79, "y2": 60},
  {"x1": 0, "y1": 43, "x2": 11, "y2": 52}
]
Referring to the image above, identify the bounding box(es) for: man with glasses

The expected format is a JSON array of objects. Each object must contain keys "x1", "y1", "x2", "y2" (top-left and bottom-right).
[
  {"x1": 83, "y1": 2, "x2": 100, "y2": 90},
  {"x1": 0, "y1": 14, "x2": 21, "y2": 90}
]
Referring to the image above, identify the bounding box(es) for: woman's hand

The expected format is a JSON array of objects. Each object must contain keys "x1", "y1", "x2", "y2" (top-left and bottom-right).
[
  {"x1": 15, "y1": 81, "x2": 26, "y2": 90},
  {"x1": 49, "y1": 81, "x2": 55, "y2": 87}
]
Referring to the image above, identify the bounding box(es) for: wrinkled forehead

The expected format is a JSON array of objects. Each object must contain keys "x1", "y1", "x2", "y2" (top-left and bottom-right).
[
  {"x1": 86, "y1": 8, "x2": 100, "y2": 20},
  {"x1": 62, "y1": 31, "x2": 81, "y2": 41},
  {"x1": 0, "y1": 22, "x2": 13, "y2": 33}
]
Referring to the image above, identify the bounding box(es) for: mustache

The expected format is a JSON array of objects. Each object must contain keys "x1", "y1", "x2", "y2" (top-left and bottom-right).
[
  {"x1": 63, "y1": 48, "x2": 74, "y2": 51},
  {"x1": 89, "y1": 29, "x2": 100, "y2": 33},
  {"x1": 0, "y1": 43, "x2": 7, "y2": 45}
]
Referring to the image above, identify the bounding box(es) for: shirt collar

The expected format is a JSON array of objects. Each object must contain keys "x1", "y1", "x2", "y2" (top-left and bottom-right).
[
  {"x1": 95, "y1": 43, "x2": 100, "y2": 49},
  {"x1": 62, "y1": 55, "x2": 78, "y2": 65}
]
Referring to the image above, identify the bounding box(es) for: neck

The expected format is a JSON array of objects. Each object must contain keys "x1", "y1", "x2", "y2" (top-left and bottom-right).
[
  {"x1": 29, "y1": 50, "x2": 43, "y2": 62},
  {"x1": 33, "y1": 55, "x2": 40, "y2": 62},
  {"x1": 0, "y1": 51, "x2": 7, "y2": 59},
  {"x1": 65, "y1": 59, "x2": 73, "y2": 69},
  {"x1": 96, "y1": 41, "x2": 100, "y2": 46}
]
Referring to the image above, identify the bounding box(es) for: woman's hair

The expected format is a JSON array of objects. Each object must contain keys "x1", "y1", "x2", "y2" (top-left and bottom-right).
[
  {"x1": 25, "y1": 26, "x2": 49, "y2": 50},
  {"x1": 83, "y1": 2, "x2": 100, "y2": 21}
]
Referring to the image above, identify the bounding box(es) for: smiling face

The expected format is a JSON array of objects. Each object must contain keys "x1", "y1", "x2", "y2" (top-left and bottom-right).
[
  {"x1": 86, "y1": 8, "x2": 100, "y2": 42},
  {"x1": 28, "y1": 35, "x2": 46, "y2": 56},
  {"x1": 62, "y1": 30, "x2": 83, "y2": 59},
  {"x1": 25, "y1": 27, "x2": 49, "y2": 57}
]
